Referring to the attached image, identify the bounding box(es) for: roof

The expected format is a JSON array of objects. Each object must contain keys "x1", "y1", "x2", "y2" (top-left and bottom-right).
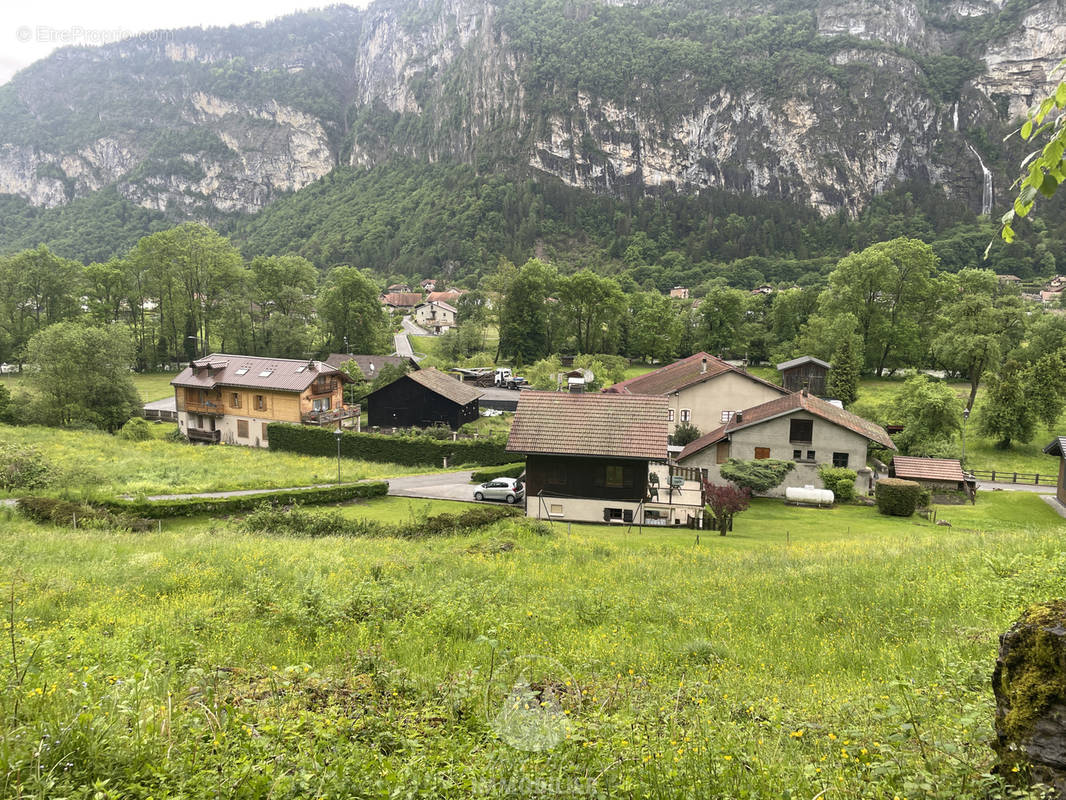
[
  {"x1": 381, "y1": 292, "x2": 423, "y2": 307},
  {"x1": 891, "y1": 456, "x2": 966, "y2": 483},
  {"x1": 507, "y1": 391, "x2": 669, "y2": 460},
  {"x1": 427, "y1": 290, "x2": 463, "y2": 303},
  {"x1": 324, "y1": 353, "x2": 417, "y2": 376},
  {"x1": 1043, "y1": 437, "x2": 1066, "y2": 458},
  {"x1": 417, "y1": 299, "x2": 457, "y2": 313},
  {"x1": 679, "y1": 390, "x2": 895, "y2": 459},
  {"x1": 776, "y1": 355, "x2": 831, "y2": 371},
  {"x1": 171, "y1": 354, "x2": 349, "y2": 393},
  {"x1": 604, "y1": 352, "x2": 788, "y2": 397},
  {"x1": 386, "y1": 367, "x2": 482, "y2": 406}
]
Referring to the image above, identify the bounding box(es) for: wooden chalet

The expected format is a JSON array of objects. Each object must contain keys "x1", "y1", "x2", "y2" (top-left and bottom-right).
[
  {"x1": 776, "y1": 355, "x2": 831, "y2": 396},
  {"x1": 366, "y1": 367, "x2": 481, "y2": 430}
]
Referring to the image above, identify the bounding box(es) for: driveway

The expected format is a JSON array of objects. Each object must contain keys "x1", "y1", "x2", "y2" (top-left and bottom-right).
[
  {"x1": 976, "y1": 481, "x2": 1055, "y2": 494},
  {"x1": 387, "y1": 470, "x2": 489, "y2": 503},
  {"x1": 402, "y1": 316, "x2": 429, "y2": 336}
]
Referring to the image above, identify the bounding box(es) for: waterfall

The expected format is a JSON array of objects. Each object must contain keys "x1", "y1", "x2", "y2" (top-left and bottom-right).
[
  {"x1": 953, "y1": 102, "x2": 959, "y2": 132},
  {"x1": 967, "y1": 143, "x2": 993, "y2": 216}
]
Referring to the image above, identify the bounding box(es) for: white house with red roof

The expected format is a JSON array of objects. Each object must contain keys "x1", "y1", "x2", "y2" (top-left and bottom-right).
[{"x1": 604, "y1": 352, "x2": 788, "y2": 433}]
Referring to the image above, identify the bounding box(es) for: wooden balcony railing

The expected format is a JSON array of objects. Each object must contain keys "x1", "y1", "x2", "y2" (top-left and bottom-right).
[
  {"x1": 187, "y1": 427, "x2": 221, "y2": 443},
  {"x1": 185, "y1": 400, "x2": 225, "y2": 416},
  {"x1": 301, "y1": 406, "x2": 360, "y2": 426}
]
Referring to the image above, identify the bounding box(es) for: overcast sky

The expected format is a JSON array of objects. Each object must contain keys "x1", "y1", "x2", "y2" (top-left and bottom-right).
[{"x1": 1, "y1": 0, "x2": 371, "y2": 85}]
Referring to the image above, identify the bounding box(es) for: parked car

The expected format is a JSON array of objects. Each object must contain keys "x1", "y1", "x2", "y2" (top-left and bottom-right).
[{"x1": 474, "y1": 477, "x2": 525, "y2": 504}]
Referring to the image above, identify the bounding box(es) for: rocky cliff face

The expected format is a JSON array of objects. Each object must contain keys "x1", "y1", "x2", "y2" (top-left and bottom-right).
[{"x1": 0, "y1": 0, "x2": 1062, "y2": 220}]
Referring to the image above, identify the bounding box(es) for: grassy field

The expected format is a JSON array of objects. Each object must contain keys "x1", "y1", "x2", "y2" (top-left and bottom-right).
[
  {"x1": 0, "y1": 371, "x2": 176, "y2": 403},
  {"x1": 0, "y1": 491, "x2": 1061, "y2": 798},
  {"x1": 0, "y1": 424, "x2": 438, "y2": 498}
]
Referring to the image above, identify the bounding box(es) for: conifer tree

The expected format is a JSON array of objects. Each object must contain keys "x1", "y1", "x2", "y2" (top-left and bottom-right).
[{"x1": 826, "y1": 335, "x2": 860, "y2": 407}]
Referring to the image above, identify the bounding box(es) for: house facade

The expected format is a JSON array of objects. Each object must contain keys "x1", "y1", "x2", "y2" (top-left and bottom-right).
[
  {"x1": 172, "y1": 355, "x2": 355, "y2": 448},
  {"x1": 366, "y1": 367, "x2": 481, "y2": 429},
  {"x1": 507, "y1": 392, "x2": 704, "y2": 525},
  {"x1": 678, "y1": 389, "x2": 894, "y2": 497},
  {"x1": 669, "y1": 286, "x2": 689, "y2": 299},
  {"x1": 413, "y1": 300, "x2": 457, "y2": 334},
  {"x1": 1043, "y1": 436, "x2": 1066, "y2": 505},
  {"x1": 604, "y1": 352, "x2": 789, "y2": 433},
  {"x1": 777, "y1": 355, "x2": 831, "y2": 396}
]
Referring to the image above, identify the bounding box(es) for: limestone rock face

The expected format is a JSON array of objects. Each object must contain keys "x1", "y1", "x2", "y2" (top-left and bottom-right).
[{"x1": 993, "y1": 600, "x2": 1066, "y2": 795}]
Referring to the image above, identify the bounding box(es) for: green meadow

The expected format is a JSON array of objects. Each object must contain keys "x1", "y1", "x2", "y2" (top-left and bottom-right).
[{"x1": 1, "y1": 490, "x2": 1062, "y2": 798}]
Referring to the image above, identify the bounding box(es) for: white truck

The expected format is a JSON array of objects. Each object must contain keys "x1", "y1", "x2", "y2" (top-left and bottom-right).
[{"x1": 493, "y1": 367, "x2": 527, "y2": 390}]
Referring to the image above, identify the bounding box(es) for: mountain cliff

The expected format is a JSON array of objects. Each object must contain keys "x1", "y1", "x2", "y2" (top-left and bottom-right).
[{"x1": 0, "y1": 0, "x2": 1062, "y2": 243}]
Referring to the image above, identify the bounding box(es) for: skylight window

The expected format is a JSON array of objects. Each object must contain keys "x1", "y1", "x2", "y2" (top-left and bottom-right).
[
  {"x1": 294, "y1": 366, "x2": 306, "y2": 373},
  {"x1": 234, "y1": 368, "x2": 250, "y2": 375},
  {"x1": 258, "y1": 370, "x2": 273, "y2": 378}
]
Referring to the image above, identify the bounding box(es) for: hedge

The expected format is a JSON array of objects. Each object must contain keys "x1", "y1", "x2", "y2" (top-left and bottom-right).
[
  {"x1": 242, "y1": 502, "x2": 521, "y2": 539},
  {"x1": 470, "y1": 463, "x2": 526, "y2": 483},
  {"x1": 267, "y1": 423, "x2": 512, "y2": 467},
  {"x1": 96, "y1": 482, "x2": 388, "y2": 519},
  {"x1": 17, "y1": 496, "x2": 152, "y2": 531},
  {"x1": 818, "y1": 465, "x2": 857, "y2": 502},
  {"x1": 875, "y1": 478, "x2": 922, "y2": 517}
]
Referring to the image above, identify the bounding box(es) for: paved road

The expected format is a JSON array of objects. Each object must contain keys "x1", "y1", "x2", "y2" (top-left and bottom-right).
[
  {"x1": 387, "y1": 470, "x2": 484, "y2": 502},
  {"x1": 393, "y1": 330, "x2": 415, "y2": 359},
  {"x1": 402, "y1": 316, "x2": 429, "y2": 336},
  {"x1": 976, "y1": 481, "x2": 1054, "y2": 494}
]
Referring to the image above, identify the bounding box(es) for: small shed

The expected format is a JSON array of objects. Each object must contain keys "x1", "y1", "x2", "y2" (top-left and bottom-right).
[
  {"x1": 366, "y1": 366, "x2": 481, "y2": 430},
  {"x1": 1042, "y1": 436, "x2": 1066, "y2": 506},
  {"x1": 776, "y1": 355, "x2": 831, "y2": 395},
  {"x1": 890, "y1": 456, "x2": 974, "y2": 501}
]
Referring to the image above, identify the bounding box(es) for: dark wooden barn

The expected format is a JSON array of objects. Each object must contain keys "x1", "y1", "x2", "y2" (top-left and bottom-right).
[
  {"x1": 366, "y1": 367, "x2": 481, "y2": 430},
  {"x1": 776, "y1": 356, "x2": 831, "y2": 396},
  {"x1": 1043, "y1": 436, "x2": 1066, "y2": 506}
]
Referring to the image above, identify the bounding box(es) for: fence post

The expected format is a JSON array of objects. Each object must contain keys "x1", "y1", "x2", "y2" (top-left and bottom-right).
[{"x1": 1013, "y1": 472, "x2": 1018, "y2": 484}]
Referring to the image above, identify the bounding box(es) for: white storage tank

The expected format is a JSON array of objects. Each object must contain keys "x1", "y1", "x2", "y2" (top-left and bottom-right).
[{"x1": 785, "y1": 485, "x2": 835, "y2": 506}]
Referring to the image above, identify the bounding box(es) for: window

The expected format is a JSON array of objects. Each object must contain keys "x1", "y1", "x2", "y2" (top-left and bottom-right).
[
  {"x1": 668, "y1": 409, "x2": 675, "y2": 422},
  {"x1": 258, "y1": 369, "x2": 273, "y2": 378},
  {"x1": 806, "y1": 450, "x2": 816, "y2": 461},
  {"x1": 716, "y1": 441, "x2": 730, "y2": 464},
  {"x1": 237, "y1": 419, "x2": 249, "y2": 438},
  {"x1": 294, "y1": 365, "x2": 306, "y2": 373},
  {"x1": 313, "y1": 397, "x2": 332, "y2": 412},
  {"x1": 230, "y1": 392, "x2": 241, "y2": 409},
  {"x1": 793, "y1": 449, "x2": 802, "y2": 460},
  {"x1": 832, "y1": 452, "x2": 849, "y2": 468},
  {"x1": 549, "y1": 504, "x2": 564, "y2": 516},
  {"x1": 721, "y1": 410, "x2": 735, "y2": 423},
  {"x1": 313, "y1": 375, "x2": 333, "y2": 394},
  {"x1": 754, "y1": 447, "x2": 771, "y2": 460},
  {"x1": 680, "y1": 409, "x2": 691, "y2": 422},
  {"x1": 255, "y1": 395, "x2": 266, "y2": 411},
  {"x1": 234, "y1": 367, "x2": 249, "y2": 376},
  {"x1": 603, "y1": 507, "x2": 624, "y2": 522},
  {"x1": 262, "y1": 423, "x2": 269, "y2": 441},
  {"x1": 789, "y1": 418, "x2": 813, "y2": 443},
  {"x1": 605, "y1": 465, "x2": 627, "y2": 488}
]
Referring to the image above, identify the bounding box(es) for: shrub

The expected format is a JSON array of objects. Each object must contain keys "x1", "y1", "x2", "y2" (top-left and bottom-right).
[
  {"x1": 241, "y1": 502, "x2": 520, "y2": 539},
  {"x1": 16, "y1": 496, "x2": 151, "y2": 531},
  {"x1": 470, "y1": 463, "x2": 526, "y2": 483},
  {"x1": 267, "y1": 424, "x2": 511, "y2": 467},
  {"x1": 0, "y1": 444, "x2": 54, "y2": 492},
  {"x1": 818, "y1": 465, "x2": 857, "y2": 502},
  {"x1": 117, "y1": 417, "x2": 153, "y2": 441},
  {"x1": 720, "y1": 458, "x2": 794, "y2": 494},
  {"x1": 875, "y1": 478, "x2": 922, "y2": 517},
  {"x1": 669, "y1": 421, "x2": 702, "y2": 447}
]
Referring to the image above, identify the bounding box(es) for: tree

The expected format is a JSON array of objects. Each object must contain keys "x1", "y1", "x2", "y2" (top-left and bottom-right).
[
  {"x1": 572, "y1": 353, "x2": 627, "y2": 391},
  {"x1": 825, "y1": 319, "x2": 862, "y2": 407},
  {"x1": 977, "y1": 360, "x2": 1034, "y2": 449},
  {"x1": 627, "y1": 292, "x2": 679, "y2": 363},
  {"x1": 317, "y1": 267, "x2": 390, "y2": 354},
  {"x1": 0, "y1": 245, "x2": 82, "y2": 366},
  {"x1": 1023, "y1": 351, "x2": 1066, "y2": 430},
  {"x1": 526, "y1": 354, "x2": 564, "y2": 390},
  {"x1": 719, "y1": 458, "x2": 795, "y2": 494},
  {"x1": 699, "y1": 286, "x2": 747, "y2": 358},
  {"x1": 368, "y1": 362, "x2": 409, "y2": 395},
  {"x1": 498, "y1": 259, "x2": 556, "y2": 364},
  {"x1": 999, "y1": 65, "x2": 1066, "y2": 245},
  {"x1": 249, "y1": 255, "x2": 318, "y2": 358},
  {"x1": 25, "y1": 322, "x2": 140, "y2": 432},
  {"x1": 702, "y1": 483, "x2": 751, "y2": 536},
  {"x1": 669, "y1": 421, "x2": 701, "y2": 447},
  {"x1": 884, "y1": 375, "x2": 963, "y2": 456},
  {"x1": 557, "y1": 270, "x2": 625, "y2": 353}
]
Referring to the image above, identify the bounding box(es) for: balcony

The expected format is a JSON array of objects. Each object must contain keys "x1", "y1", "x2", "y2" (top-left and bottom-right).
[
  {"x1": 301, "y1": 405, "x2": 360, "y2": 426},
  {"x1": 185, "y1": 400, "x2": 225, "y2": 416},
  {"x1": 187, "y1": 427, "x2": 221, "y2": 443}
]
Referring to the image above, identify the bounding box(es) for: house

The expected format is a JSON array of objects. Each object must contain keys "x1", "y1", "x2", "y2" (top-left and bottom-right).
[
  {"x1": 677, "y1": 389, "x2": 894, "y2": 497},
  {"x1": 1040, "y1": 290, "x2": 1063, "y2": 305},
  {"x1": 323, "y1": 353, "x2": 419, "y2": 380},
  {"x1": 380, "y1": 292, "x2": 423, "y2": 311},
  {"x1": 751, "y1": 284, "x2": 775, "y2": 296},
  {"x1": 889, "y1": 456, "x2": 974, "y2": 501},
  {"x1": 386, "y1": 283, "x2": 413, "y2": 293},
  {"x1": 172, "y1": 354, "x2": 356, "y2": 447},
  {"x1": 506, "y1": 392, "x2": 705, "y2": 525},
  {"x1": 366, "y1": 367, "x2": 481, "y2": 430},
  {"x1": 669, "y1": 286, "x2": 690, "y2": 299},
  {"x1": 420, "y1": 279, "x2": 437, "y2": 291},
  {"x1": 777, "y1": 355, "x2": 831, "y2": 396},
  {"x1": 604, "y1": 351, "x2": 789, "y2": 433},
  {"x1": 426, "y1": 289, "x2": 464, "y2": 305},
  {"x1": 413, "y1": 300, "x2": 457, "y2": 334},
  {"x1": 1042, "y1": 436, "x2": 1066, "y2": 506},
  {"x1": 997, "y1": 274, "x2": 1022, "y2": 285}
]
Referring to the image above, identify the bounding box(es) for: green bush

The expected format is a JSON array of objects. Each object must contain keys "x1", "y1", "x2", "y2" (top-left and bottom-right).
[
  {"x1": 875, "y1": 478, "x2": 923, "y2": 517},
  {"x1": 267, "y1": 423, "x2": 512, "y2": 467},
  {"x1": 818, "y1": 465, "x2": 857, "y2": 502},
  {"x1": 16, "y1": 496, "x2": 151, "y2": 531},
  {"x1": 0, "y1": 444, "x2": 54, "y2": 492},
  {"x1": 242, "y1": 502, "x2": 520, "y2": 539},
  {"x1": 98, "y1": 482, "x2": 388, "y2": 519},
  {"x1": 470, "y1": 463, "x2": 526, "y2": 483},
  {"x1": 117, "y1": 417, "x2": 153, "y2": 441}
]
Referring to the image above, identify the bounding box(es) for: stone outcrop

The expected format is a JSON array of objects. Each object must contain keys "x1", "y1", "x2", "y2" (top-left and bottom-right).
[{"x1": 993, "y1": 600, "x2": 1066, "y2": 795}]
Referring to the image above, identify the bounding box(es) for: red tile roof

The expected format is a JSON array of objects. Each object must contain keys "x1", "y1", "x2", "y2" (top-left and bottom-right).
[
  {"x1": 891, "y1": 456, "x2": 966, "y2": 482},
  {"x1": 679, "y1": 390, "x2": 895, "y2": 459},
  {"x1": 604, "y1": 352, "x2": 788, "y2": 397},
  {"x1": 171, "y1": 354, "x2": 348, "y2": 393},
  {"x1": 427, "y1": 290, "x2": 464, "y2": 303},
  {"x1": 381, "y1": 292, "x2": 423, "y2": 308},
  {"x1": 507, "y1": 391, "x2": 668, "y2": 460}
]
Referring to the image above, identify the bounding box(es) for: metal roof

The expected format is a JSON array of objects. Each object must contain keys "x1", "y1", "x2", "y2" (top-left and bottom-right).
[
  {"x1": 171, "y1": 354, "x2": 348, "y2": 392},
  {"x1": 891, "y1": 456, "x2": 966, "y2": 482},
  {"x1": 776, "y1": 355, "x2": 831, "y2": 371},
  {"x1": 1043, "y1": 437, "x2": 1066, "y2": 458},
  {"x1": 400, "y1": 367, "x2": 482, "y2": 406},
  {"x1": 507, "y1": 391, "x2": 669, "y2": 460},
  {"x1": 604, "y1": 352, "x2": 787, "y2": 397}
]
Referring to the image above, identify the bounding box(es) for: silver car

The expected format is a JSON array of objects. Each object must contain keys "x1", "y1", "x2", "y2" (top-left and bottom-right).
[{"x1": 474, "y1": 477, "x2": 525, "y2": 504}]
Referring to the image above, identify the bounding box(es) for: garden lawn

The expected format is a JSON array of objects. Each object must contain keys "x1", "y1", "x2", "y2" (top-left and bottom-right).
[
  {"x1": 1, "y1": 491, "x2": 1062, "y2": 798},
  {"x1": 0, "y1": 370, "x2": 176, "y2": 403},
  {"x1": 0, "y1": 423, "x2": 434, "y2": 498}
]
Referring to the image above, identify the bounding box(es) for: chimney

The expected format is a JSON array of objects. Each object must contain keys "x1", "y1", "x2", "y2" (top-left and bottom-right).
[
  {"x1": 701, "y1": 357, "x2": 707, "y2": 374},
  {"x1": 801, "y1": 388, "x2": 808, "y2": 398},
  {"x1": 735, "y1": 411, "x2": 743, "y2": 423}
]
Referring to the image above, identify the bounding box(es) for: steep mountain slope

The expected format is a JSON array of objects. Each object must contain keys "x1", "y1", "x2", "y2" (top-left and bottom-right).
[{"x1": 0, "y1": 0, "x2": 1062, "y2": 248}]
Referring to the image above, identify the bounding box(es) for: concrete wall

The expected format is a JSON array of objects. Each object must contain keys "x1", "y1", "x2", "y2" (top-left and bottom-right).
[
  {"x1": 414, "y1": 303, "x2": 456, "y2": 330},
  {"x1": 526, "y1": 495, "x2": 703, "y2": 526},
  {"x1": 178, "y1": 411, "x2": 277, "y2": 448},
  {"x1": 679, "y1": 411, "x2": 874, "y2": 497},
  {"x1": 668, "y1": 372, "x2": 785, "y2": 433}
]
